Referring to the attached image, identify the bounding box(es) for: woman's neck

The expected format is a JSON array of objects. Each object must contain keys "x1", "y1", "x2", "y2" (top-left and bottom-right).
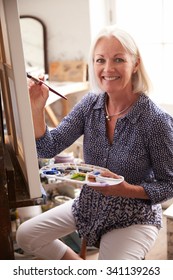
[{"x1": 105, "y1": 92, "x2": 139, "y2": 116}]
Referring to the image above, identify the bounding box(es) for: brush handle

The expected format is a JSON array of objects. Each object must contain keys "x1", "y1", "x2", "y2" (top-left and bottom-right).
[{"x1": 26, "y1": 73, "x2": 67, "y2": 100}]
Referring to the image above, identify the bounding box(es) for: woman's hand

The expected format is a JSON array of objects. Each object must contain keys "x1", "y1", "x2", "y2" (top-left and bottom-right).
[
  {"x1": 28, "y1": 75, "x2": 49, "y2": 112},
  {"x1": 89, "y1": 170, "x2": 123, "y2": 196},
  {"x1": 89, "y1": 169, "x2": 149, "y2": 199},
  {"x1": 28, "y1": 75, "x2": 49, "y2": 138},
  {"x1": 99, "y1": 169, "x2": 121, "y2": 179}
]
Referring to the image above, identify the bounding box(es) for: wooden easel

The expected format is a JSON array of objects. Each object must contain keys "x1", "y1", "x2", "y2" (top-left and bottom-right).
[
  {"x1": 0, "y1": 96, "x2": 45, "y2": 260},
  {"x1": 0, "y1": 96, "x2": 14, "y2": 259},
  {"x1": 0, "y1": 0, "x2": 44, "y2": 259}
]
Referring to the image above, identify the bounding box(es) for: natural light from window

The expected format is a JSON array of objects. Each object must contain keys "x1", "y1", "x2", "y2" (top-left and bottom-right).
[{"x1": 113, "y1": 0, "x2": 173, "y2": 105}]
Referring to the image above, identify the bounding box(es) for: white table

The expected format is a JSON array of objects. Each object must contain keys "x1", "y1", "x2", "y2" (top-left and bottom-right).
[{"x1": 45, "y1": 81, "x2": 89, "y2": 126}]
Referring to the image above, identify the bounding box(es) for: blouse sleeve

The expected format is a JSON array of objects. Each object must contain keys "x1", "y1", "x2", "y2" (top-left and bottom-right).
[
  {"x1": 142, "y1": 113, "x2": 173, "y2": 204},
  {"x1": 36, "y1": 92, "x2": 95, "y2": 159}
]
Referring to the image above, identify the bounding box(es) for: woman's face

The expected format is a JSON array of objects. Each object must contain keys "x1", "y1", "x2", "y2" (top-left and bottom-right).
[{"x1": 93, "y1": 36, "x2": 138, "y2": 95}]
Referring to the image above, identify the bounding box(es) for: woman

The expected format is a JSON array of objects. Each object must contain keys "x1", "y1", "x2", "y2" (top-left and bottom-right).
[{"x1": 16, "y1": 25, "x2": 173, "y2": 260}]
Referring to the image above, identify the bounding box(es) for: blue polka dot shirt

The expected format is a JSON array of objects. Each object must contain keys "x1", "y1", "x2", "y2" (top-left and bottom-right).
[{"x1": 36, "y1": 92, "x2": 173, "y2": 246}]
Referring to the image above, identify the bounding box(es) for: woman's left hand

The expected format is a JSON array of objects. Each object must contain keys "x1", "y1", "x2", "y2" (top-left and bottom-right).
[
  {"x1": 89, "y1": 170, "x2": 123, "y2": 196},
  {"x1": 89, "y1": 169, "x2": 149, "y2": 200}
]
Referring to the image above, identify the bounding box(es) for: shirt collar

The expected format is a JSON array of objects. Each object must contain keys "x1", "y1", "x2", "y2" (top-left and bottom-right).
[
  {"x1": 92, "y1": 92, "x2": 106, "y2": 110},
  {"x1": 126, "y1": 93, "x2": 149, "y2": 124},
  {"x1": 92, "y1": 92, "x2": 149, "y2": 124}
]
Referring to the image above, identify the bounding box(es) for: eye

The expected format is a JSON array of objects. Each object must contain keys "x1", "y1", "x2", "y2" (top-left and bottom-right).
[
  {"x1": 95, "y1": 58, "x2": 105, "y2": 64},
  {"x1": 114, "y1": 57, "x2": 125, "y2": 63}
]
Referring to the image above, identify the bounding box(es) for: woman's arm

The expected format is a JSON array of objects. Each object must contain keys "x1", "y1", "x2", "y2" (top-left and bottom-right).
[
  {"x1": 91, "y1": 113, "x2": 173, "y2": 204},
  {"x1": 29, "y1": 79, "x2": 49, "y2": 138},
  {"x1": 90, "y1": 170, "x2": 149, "y2": 199}
]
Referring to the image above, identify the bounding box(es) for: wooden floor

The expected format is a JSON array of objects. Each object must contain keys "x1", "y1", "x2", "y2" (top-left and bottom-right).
[{"x1": 86, "y1": 212, "x2": 167, "y2": 260}]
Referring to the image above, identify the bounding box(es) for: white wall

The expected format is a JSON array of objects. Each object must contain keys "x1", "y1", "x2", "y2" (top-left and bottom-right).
[
  {"x1": 18, "y1": 0, "x2": 91, "y2": 63},
  {"x1": 88, "y1": 0, "x2": 110, "y2": 40},
  {"x1": 17, "y1": 0, "x2": 173, "y2": 115},
  {"x1": 160, "y1": 104, "x2": 173, "y2": 116}
]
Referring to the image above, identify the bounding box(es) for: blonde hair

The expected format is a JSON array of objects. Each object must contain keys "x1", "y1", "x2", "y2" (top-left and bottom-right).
[{"x1": 88, "y1": 25, "x2": 152, "y2": 94}]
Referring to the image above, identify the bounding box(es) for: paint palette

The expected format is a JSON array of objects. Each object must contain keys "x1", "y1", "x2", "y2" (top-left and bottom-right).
[{"x1": 40, "y1": 163, "x2": 124, "y2": 186}]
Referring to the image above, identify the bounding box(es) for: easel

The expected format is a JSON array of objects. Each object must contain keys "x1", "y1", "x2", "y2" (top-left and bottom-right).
[
  {"x1": 0, "y1": 96, "x2": 14, "y2": 259},
  {"x1": 0, "y1": 96, "x2": 45, "y2": 260},
  {"x1": 0, "y1": 0, "x2": 43, "y2": 259}
]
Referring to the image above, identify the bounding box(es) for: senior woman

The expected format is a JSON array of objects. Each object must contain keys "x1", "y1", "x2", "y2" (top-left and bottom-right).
[{"x1": 16, "y1": 25, "x2": 173, "y2": 260}]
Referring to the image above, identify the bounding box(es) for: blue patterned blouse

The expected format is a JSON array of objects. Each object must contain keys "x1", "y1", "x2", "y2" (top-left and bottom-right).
[{"x1": 36, "y1": 92, "x2": 173, "y2": 246}]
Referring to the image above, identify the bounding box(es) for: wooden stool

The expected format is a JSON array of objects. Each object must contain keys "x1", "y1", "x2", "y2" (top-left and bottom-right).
[
  {"x1": 79, "y1": 238, "x2": 87, "y2": 259},
  {"x1": 79, "y1": 238, "x2": 100, "y2": 260}
]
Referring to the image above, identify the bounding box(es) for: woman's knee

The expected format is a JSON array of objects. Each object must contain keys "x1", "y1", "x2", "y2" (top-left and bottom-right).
[{"x1": 16, "y1": 221, "x2": 35, "y2": 253}]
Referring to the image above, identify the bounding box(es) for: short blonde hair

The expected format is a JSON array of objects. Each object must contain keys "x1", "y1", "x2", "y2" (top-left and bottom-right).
[{"x1": 88, "y1": 25, "x2": 152, "y2": 94}]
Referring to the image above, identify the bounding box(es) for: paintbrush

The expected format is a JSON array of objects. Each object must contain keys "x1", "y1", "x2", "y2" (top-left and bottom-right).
[{"x1": 27, "y1": 73, "x2": 67, "y2": 100}]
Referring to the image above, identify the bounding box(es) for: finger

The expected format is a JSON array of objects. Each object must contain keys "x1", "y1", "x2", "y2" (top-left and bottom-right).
[
  {"x1": 38, "y1": 74, "x2": 45, "y2": 81},
  {"x1": 100, "y1": 170, "x2": 120, "y2": 179}
]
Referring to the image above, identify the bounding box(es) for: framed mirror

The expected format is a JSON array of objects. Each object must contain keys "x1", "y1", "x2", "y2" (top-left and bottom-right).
[{"x1": 20, "y1": 15, "x2": 48, "y2": 74}]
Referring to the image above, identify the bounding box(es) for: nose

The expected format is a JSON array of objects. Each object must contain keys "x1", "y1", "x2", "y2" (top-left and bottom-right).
[{"x1": 104, "y1": 60, "x2": 115, "y2": 72}]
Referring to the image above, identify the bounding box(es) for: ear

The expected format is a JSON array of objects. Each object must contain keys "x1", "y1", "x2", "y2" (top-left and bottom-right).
[{"x1": 133, "y1": 57, "x2": 140, "y2": 73}]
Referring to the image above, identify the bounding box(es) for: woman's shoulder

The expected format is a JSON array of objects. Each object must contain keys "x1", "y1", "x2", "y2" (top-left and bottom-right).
[
  {"x1": 68, "y1": 91, "x2": 105, "y2": 119},
  {"x1": 141, "y1": 94, "x2": 173, "y2": 121},
  {"x1": 77, "y1": 91, "x2": 105, "y2": 110},
  {"x1": 141, "y1": 94, "x2": 173, "y2": 134}
]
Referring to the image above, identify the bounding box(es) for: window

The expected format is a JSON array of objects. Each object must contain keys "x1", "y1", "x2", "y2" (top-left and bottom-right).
[{"x1": 109, "y1": 0, "x2": 173, "y2": 104}]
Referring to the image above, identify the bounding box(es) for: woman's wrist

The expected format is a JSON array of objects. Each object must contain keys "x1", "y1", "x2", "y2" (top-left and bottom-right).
[{"x1": 32, "y1": 109, "x2": 46, "y2": 139}]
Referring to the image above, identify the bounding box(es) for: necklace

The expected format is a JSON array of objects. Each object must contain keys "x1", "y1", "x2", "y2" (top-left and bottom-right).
[{"x1": 105, "y1": 101, "x2": 133, "y2": 121}]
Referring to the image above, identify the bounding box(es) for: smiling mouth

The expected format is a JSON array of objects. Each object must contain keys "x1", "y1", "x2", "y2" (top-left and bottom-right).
[{"x1": 103, "y1": 76, "x2": 120, "y2": 81}]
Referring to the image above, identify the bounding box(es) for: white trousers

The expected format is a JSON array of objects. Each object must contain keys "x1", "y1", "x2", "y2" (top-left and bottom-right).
[{"x1": 16, "y1": 199, "x2": 159, "y2": 260}]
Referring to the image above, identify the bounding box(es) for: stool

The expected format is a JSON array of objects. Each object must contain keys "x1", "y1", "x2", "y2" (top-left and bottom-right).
[
  {"x1": 79, "y1": 238, "x2": 87, "y2": 259},
  {"x1": 79, "y1": 238, "x2": 100, "y2": 260}
]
